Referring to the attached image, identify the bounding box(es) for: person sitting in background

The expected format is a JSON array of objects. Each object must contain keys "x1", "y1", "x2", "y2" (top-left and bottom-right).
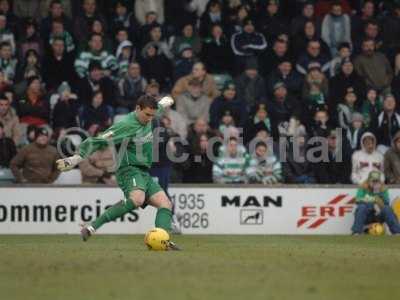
[
  {"x1": 17, "y1": 18, "x2": 43, "y2": 61},
  {"x1": 10, "y1": 127, "x2": 60, "y2": 183},
  {"x1": 374, "y1": 94, "x2": 400, "y2": 149},
  {"x1": 116, "y1": 62, "x2": 147, "y2": 114},
  {"x1": 345, "y1": 112, "x2": 365, "y2": 152},
  {"x1": 115, "y1": 40, "x2": 134, "y2": 80},
  {"x1": 329, "y1": 42, "x2": 351, "y2": 77},
  {"x1": 52, "y1": 81, "x2": 78, "y2": 131},
  {"x1": 351, "y1": 132, "x2": 383, "y2": 184},
  {"x1": 209, "y1": 81, "x2": 247, "y2": 130},
  {"x1": 79, "y1": 147, "x2": 115, "y2": 184},
  {"x1": 361, "y1": 88, "x2": 381, "y2": 129},
  {"x1": 314, "y1": 128, "x2": 352, "y2": 184},
  {"x1": 142, "y1": 24, "x2": 173, "y2": 60},
  {"x1": 199, "y1": 0, "x2": 225, "y2": 38},
  {"x1": 40, "y1": 0, "x2": 73, "y2": 41},
  {"x1": 267, "y1": 59, "x2": 303, "y2": 99},
  {"x1": 172, "y1": 61, "x2": 219, "y2": 100},
  {"x1": 0, "y1": 42, "x2": 16, "y2": 83},
  {"x1": 234, "y1": 58, "x2": 267, "y2": 111},
  {"x1": 246, "y1": 141, "x2": 282, "y2": 184},
  {"x1": 243, "y1": 103, "x2": 272, "y2": 145},
  {"x1": 18, "y1": 76, "x2": 50, "y2": 127},
  {"x1": 200, "y1": 24, "x2": 233, "y2": 74},
  {"x1": 79, "y1": 91, "x2": 112, "y2": 131},
  {"x1": 176, "y1": 78, "x2": 211, "y2": 125},
  {"x1": 283, "y1": 127, "x2": 316, "y2": 184},
  {"x1": 213, "y1": 136, "x2": 249, "y2": 184},
  {"x1": 73, "y1": 0, "x2": 106, "y2": 44},
  {"x1": 171, "y1": 23, "x2": 202, "y2": 58},
  {"x1": 173, "y1": 43, "x2": 195, "y2": 81},
  {"x1": 74, "y1": 33, "x2": 117, "y2": 79},
  {"x1": 302, "y1": 62, "x2": 329, "y2": 113},
  {"x1": 48, "y1": 18, "x2": 74, "y2": 54},
  {"x1": 384, "y1": 132, "x2": 400, "y2": 184},
  {"x1": 0, "y1": 93, "x2": 21, "y2": 145},
  {"x1": 321, "y1": 1, "x2": 351, "y2": 57},
  {"x1": 296, "y1": 39, "x2": 331, "y2": 75},
  {"x1": 16, "y1": 49, "x2": 41, "y2": 83},
  {"x1": 186, "y1": 117, "x2": 216, "y2": 148},
  {"x1": 0, "y1": 14, "x2": 15, "y2": 54},
  {"x1": 337, "y1": 87, "x2": 358, "y2": 131},
  {"x1": 183, "y1": 133, "x2": 214, "y2": 183},
  {"x1": 351, "y1": 171, "x2": 400, "y2": 235},
  {"x1": 0, "y1": 121, "x2": 16, "y2": 169}
]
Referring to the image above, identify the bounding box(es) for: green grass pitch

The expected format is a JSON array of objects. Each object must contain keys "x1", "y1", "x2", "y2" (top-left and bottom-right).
[{"x1": 1, "y1": 235, "x2": 399, "y2": 300}]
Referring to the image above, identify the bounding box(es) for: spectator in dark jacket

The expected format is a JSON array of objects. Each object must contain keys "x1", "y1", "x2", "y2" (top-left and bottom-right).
[
  {"x1": 200, "y1": 24, "x2": 233, "y2": 74},
  {"x1": 267, "y1": 60, "x2": 303, "y2": 98},
  {"x1": 374, "y1": 94, "x2": 400, "y2": 148},
  {"x1": 231, "y1": 17, "x2": 267, "y2": 73},
  {"x1": 384, "y1": 131, "x2": 400, "y2": 184},
  {"x1": 79, "y1": 91, "x2": 112, "y2": 131},
  {"x1": 256, "y1": 0, "x2": 288, "y2": 45},
  {"x1": 234, "y1": 58, "x2": 267, "y2": 111},
  {"x1": 73, "y1": 0, "x2": 107, "y2": 43},
  {"x1": 260, "y1": 39, "x2": 291, "y2": 78},
  {"x1": 0, "y1": 121, "x2": 16, "y2": 168},
  {"x1": 52, "y1": 82, "x2": 78, "y2": 130},
  {"x1": 42, "y1": 37, "x2": 76, "y2": 92},
  {"x1": 199, "y1": 0, "x2": 226, "y2": 38},
  {"x1": 40, "y1": 0, "x2": 73, "y2": 41},
  {"x1": 291, "y1": 2, "x2": 320, "y2": 37},
  {"x1": 209, "y1": 81, "x2": 247, "y2": 130},
  {"x1": 296, "y1": 39, "x2": 331, "y2": 75},
  {"x1": 173, "y1": 43, "x2": 195, "y2": 82}
]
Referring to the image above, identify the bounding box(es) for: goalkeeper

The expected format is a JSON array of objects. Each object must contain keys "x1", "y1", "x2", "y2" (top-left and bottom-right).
[
  {"x1": 56, "y1": 95, "x2": 180, "y2": 249},
  {"x1": 351, "y1": 170, "x2": 400, "y2": 235}
]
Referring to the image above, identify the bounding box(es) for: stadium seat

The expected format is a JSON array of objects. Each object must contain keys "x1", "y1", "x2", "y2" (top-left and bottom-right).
[{"x1": 53, "y1": 169, "x2": 82, "y2": 185}]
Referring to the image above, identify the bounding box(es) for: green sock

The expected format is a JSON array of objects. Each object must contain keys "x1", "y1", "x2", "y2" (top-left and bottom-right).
[
  {"x1": 91, "y1": 200, "x2": 136, "y2": 230},
  {"x1": 155, "y1": 208, "x2": 172, "y2": 232}
]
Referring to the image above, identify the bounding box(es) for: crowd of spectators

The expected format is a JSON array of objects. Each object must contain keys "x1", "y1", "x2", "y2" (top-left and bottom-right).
[{"x1": 1, "y1": 0, "x2": 400, "y2": 185}]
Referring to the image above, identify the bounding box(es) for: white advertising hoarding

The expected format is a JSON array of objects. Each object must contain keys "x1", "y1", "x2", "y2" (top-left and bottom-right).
[{"x1": 1, "y1": 187, "x2": 399, "y2": 234}]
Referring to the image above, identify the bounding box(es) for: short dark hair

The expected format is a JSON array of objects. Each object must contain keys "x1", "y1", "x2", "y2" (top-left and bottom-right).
[
  {"x1": 0, "y1": 41, "x2": 11, "y2": 49},
  {"x1": 137, "y1": 95, "x2": 158, "y2": 110},
  {"x1": 256, "y1": 141, "x2": 267, "y2": 149},
  {"x1": 50, "y1": 0, "x2": 62, "y2": 8}
]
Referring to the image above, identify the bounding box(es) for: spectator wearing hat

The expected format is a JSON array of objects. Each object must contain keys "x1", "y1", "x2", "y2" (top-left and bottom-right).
[
  {"x1": 256, "y1": 0, "x2": 288, "y2": 46},
  {"x1": 52, "y1": 82, "x2": 78, "y2": 131},
  {"x1": 140, "y1": 42, "x2": 172, "y2": 91},
  {"x1": 77, "y1": 61, "x2": 117, "y2": 108},
  {"x1": 302, "y1": 62, "x2": 329, "y2": 113},
  {"x1": 0, "y1": 121, "x2": 16, "y2": 169},
  {"x1": 354, "y1": 39, "x2": 393, "y2": 93},
  {"x1": 267, "y1": 60, "x2": 303, "y2": 98},
  {"x1": 351, "y1": 132, "x2": 383, "y2": 184},
  {"x1": 231, "y1": 17, "x2": 267, "y2": 73},
  {"x1": 260, "y1": 38, "x2": 291, "y2": 78},
  {"x1": 42, "y1": 37, "x2": 76, "y2": 92},
  {"x1": 74, "y1": 33, "x2": 117, "y2": 79},
  {"x1": 345, "y1": 112, "x2": 366, "y2": 151},
  {"x1": 337, "y1": 87, "x2": 359, "y2": 131},
  {"x1": 313, "y1": 128, "x2": 352, "y2": 184},
  {"x1": 328, "y1": 58, "x2": 365, "y2": 117},
  {"x1": 384, "y1": 131, "x2": 400, "y2": 183},
  {"x1": 296, "y1": 39, "x2": 331, "y2": 75},
  {"x1": 351, "y1": 170, "x2": 400, "y2": 235},
  {"x1": 172, "y1": 61, "x2": 219, "y2": 100},
  {"x1": 10, "y1": 127, "x2": 60, "y2": 183},
  {"x1": 246, "y1": 140, "x2": 282, "y2": 184},
  {"x1": 234, "y1": 58, "x2": 267, "y2": 111},
  {"x1": 18, "y1": 76, "x2": 50, "y2": 127},
  {"x1": 116, "y1": 62, "x2": 147, "y2": 115},
  {"x1": 73, "y1": 0, "x2": 107, "y2": 44},
  {"x1": 171, "y1": 23, "x2": 202, "y2": 58},
  {"x1": 209, "y1": 81, "x2": 247, "y2": 130},
  {"x1": 173, "y1": 43, "x2": 195, "y2": 81},
  {"x1": 200, "y1": 24, "x2": 233, "y2": 74},
  {"x1": 268, "y1": 81, "x2": 300, "y2": 139},
  {"x1": 0, "y1": 93, "x2": 21, "y2": 144},
  {"x1": 373, "y1": 94, "x2": 400, "y2": 149},
  {"x1": 115, "y1": 40, "x2": 134, "y2": 80},
  {"x1": 176, "y1": 78, "x2": 211, "y2": 125},
  {"x1": 243, "y1": 103, "x2": 272, "y2": 145},
  {"x1": 321, "y1": 1, "x2": 352, "y2": 57}
]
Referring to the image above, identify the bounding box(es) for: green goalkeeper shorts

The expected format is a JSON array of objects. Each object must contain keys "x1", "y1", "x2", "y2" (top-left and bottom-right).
[{"x1": 116, "y1": 166, "x2": 163, "y2": 205}]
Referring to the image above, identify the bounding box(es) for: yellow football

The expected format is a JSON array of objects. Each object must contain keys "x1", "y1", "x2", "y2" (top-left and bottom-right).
[
  {"x1": 144, "y1": 228, "x2": 170, "y2": 251},
  {"x1": 368, "y1": 223, "x2": 385, "y2": 236}
]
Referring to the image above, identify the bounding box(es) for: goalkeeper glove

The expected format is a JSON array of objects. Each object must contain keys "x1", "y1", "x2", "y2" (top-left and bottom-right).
[
  {"x1": 159, "y1": 96, "x2": 174, "y2": 108},
  {"x1": 56, "y1": 155, "x2": 83, "y2": 172}
]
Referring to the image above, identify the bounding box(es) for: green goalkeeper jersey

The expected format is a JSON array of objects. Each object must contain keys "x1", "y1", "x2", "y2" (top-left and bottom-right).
[{"x1": 79, "y1": 110, "x2": 159, "y2": 170}]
